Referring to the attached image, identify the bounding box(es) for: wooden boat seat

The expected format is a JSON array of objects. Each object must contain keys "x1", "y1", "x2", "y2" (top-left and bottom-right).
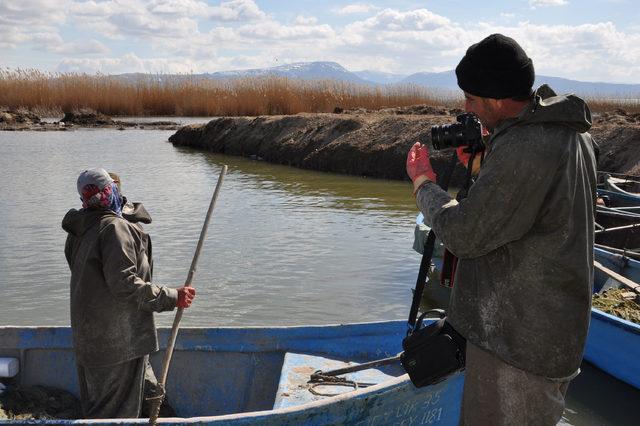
[{"x1": 272, "y1": 352, "x2": 397, "y2": 409}]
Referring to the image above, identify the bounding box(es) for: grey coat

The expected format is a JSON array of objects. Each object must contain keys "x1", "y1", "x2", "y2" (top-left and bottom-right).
[
  {"x1": 62, "y1": 205, "x2": 177, "y2": 367},
  {"x1": 416, "y1": 85, "x2": 597, "y2": 378}
]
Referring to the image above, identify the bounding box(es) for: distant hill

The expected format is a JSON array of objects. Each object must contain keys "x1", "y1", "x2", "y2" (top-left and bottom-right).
[
  {"x1": 533, "y1": 75, "x2": 640, "y2": 98},
  {"x1": 400, "y1": 70, "x2": 457, "y2": 89},
  {"x1": 400, "y1": 70, "x2": 640, "y2": 98},
  {"x1": 116, "y1": 61, "x2": 640, "y2": 98},
  {"x1": 353, "y1": 70, "x2": 406, "y2": 85}
]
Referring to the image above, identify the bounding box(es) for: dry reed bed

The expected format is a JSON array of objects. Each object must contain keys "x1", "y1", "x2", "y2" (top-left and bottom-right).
[
  {"x1": 1, "y1": 70, "x2": 637, "y2": 116},
  {"x1": 0, "y1": 70, "x2": 453, "y2": 117}
]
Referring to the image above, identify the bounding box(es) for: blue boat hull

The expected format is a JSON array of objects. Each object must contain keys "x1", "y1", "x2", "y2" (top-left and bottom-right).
[
  {"x1": 585, "y1": 248, "x2": 640, "y2": 389},
  {"x1": 0, "y1": 321, "x2": 464, "y2": 424}
]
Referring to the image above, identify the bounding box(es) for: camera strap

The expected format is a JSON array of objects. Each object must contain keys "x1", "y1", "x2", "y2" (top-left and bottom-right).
[{"x1": 407, "y1": 151, "x2": 458, "y2": 334}]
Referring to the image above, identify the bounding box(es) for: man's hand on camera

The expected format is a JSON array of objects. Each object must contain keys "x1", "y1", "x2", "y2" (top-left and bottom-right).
[
  {"x1": 406, "y1": 142, "x2": 437, "y2": 195},
  {"x1": 456, "y1": 125, "x2": 488, "y2": 172},
  {"x1": 456, "y1": 146, "x2": 471, "y2": 167}
]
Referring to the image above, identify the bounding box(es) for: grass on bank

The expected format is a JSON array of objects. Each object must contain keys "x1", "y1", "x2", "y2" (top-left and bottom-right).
[{"x1": 1, "y1": 69, "x2": 638, "y2": 117}]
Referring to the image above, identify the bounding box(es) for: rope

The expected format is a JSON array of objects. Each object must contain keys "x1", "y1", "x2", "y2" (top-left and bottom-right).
[
  {"x1": 307, "y1": 371, "x2": 375, "y2": 396},
  {"x1": 306, "y1": 354, "x2": 401, "y2": 396}
]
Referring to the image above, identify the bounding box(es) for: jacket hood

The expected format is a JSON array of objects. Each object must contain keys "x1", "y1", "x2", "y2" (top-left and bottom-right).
[
  {"x1": 122, "y1": 198, "x2": 152, "y2": 224},
  {"x1": 519, "y1": 84, "x2": 592, "y2": 132},
  {"x1": 62, "y1": 209, "x2": 116, "y2": 237}
]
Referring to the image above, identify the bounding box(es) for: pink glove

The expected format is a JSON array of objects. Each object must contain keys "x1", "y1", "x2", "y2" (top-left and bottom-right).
[
  {"x1": 456, "y1": 125, "x2": 489, "y2": 166},
  {"x1": 176, "y1": 286, "x2": 196, "y2": 308},
  {"x1": 406, "y1": 142, "x2": 437, "y2": 194}
]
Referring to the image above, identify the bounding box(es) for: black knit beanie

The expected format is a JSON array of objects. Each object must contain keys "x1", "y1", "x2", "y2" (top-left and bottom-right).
[{"x1": 455, "y1": 34, "x2": 534, "y2": 99}]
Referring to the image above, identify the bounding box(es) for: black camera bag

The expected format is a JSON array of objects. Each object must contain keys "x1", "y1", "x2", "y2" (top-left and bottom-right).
[{"x1": 401, "y1": 309, "x2": 466, "y2": 387}]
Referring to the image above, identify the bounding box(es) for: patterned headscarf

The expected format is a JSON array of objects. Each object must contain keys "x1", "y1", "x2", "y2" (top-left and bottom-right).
[
  {"x1": 77, "y1": 168, "x2": 123, "y2": 216},
  {"x1": 80, "y1": 182, "x2": 123, "y2": 216}
]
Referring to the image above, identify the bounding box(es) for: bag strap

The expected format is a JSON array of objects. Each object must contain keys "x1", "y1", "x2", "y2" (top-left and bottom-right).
[
  {"x1": 407, "y1": 145, "x2": 483, "y2": 334},
  {"x1": 407, "y1": 151, "x2": 458, "y2": 334}
]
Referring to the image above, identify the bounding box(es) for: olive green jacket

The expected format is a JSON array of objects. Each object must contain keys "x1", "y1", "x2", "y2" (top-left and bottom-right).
[
  {"x1": 62, "y1": 206, "x2": 177, "y2": 367},
  {"x1": 416, "y1": 85, "x2": 597, "y2": 378}
]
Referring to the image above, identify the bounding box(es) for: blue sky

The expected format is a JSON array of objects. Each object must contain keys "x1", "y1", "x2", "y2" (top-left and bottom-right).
[{"x1": 2, "y1": 0, "x2": 639, "y2": 83}]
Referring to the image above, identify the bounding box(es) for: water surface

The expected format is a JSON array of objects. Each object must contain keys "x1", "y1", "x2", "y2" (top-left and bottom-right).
[{"x1": 0, "y1": 129, "x2": 418, "y2": 327}]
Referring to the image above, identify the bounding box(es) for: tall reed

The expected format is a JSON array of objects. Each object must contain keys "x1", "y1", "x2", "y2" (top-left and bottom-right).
[
  {"x1": 1, "y1": 69, "x2": 637, "y2": 116},
  {"x1": 0, "y1": 70, "x2": 456, "y2": 116}
]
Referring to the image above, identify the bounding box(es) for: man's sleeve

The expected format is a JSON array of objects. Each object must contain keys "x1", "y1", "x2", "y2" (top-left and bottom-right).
[
  {"x1": 416, "y1": 134, "x2": 560, "y2": 259},
  {"x1": 100, "y1": 220, "x2": 178, "y2": 312}
]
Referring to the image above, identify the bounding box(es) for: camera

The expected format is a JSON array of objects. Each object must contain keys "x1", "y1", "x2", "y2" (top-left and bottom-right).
[{"x1": 431, "y1": 113, "x2": 483, "y2": 151}]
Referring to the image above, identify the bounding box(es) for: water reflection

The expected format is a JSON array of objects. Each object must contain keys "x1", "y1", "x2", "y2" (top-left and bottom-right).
[{"x1": 174, "y1": 145, "x2": 417, "y2": 216}]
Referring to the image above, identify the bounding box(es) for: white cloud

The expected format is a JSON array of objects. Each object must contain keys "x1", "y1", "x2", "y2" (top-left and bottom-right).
[
  {"x1": 0, "y1": 0, "x2": 70, "y2": 48},
  {"x1": 67, "y1": 0, "x2": 268, "y2": 43},
  {"x1": 0, "y1": 0, "x2": 69, "y2": 25},
  {"x1": 294, "y1": 15, "x2": 318, "y2": 25},
  {"x1": 51, "y1": 39, "x2": 111, "y2": 55},
  {"x1": 356, "y1": 8, "x2": 451, "y2": 31},
  {"x1": 2, "y1": 2, "x2": 639, "y2": 84},
  {"x1": 236, "y1": 20, "x2": 335, "y2": 41},
  {"x1": 529, "y1": 0, "x2": 569, "y2": 8},
  {"x1": 335, "y1": 4, "x2": 378, "y2": 15},
  {"x1": 55, "y1": 52, "x2": 267, "y2": 74},
  {"x1": 472, "y1": 21, "x2": 640, "y2": 83},
  {"x1": 56, "y1": 52, "x2": 177, "y2": 74},
  {"x1": 208, "y1": 0, "x2": 267, "y2": 21},
  {"x1": 71, "y1": 0, "x2": 120, "y2": 17},
  {"x1": 147, "y1": 0, "x2": 211, "y2": 16}
]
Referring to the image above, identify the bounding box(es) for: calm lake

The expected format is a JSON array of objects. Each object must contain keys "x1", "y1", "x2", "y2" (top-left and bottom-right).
[{"x1": 0, "y1": 126, "x2": 637, "y2": 424}]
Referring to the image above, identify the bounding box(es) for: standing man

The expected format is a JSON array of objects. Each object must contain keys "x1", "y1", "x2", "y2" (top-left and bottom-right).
[
  {"x1": 406, "y1": 34, "x2": 597, "y2": 424},
  {"x1": 62, "y1": 168, "x2": 196, "y2": 418}
]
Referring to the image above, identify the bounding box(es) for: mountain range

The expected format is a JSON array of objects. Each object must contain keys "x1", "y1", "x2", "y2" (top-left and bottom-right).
[{"x1": 123, "y1": 61, "x2": 640, "y2": 98}]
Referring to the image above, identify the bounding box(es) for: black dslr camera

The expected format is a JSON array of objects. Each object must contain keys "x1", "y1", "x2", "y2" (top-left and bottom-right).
[{"x1": 431, "y1": 113, "x2": 484, "y2": 153}]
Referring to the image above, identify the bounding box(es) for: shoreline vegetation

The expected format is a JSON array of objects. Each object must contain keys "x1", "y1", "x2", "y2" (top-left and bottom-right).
[
  {"x1": 0, "y1": 70, "x2": 457, "y2": 117},
  {"x1": 1, "y1": 70, "x2": 639, "y2": 117}
]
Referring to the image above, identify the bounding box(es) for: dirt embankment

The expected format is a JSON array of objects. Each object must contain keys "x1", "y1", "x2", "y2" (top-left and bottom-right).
[
  {"x1": 592, "y1": 109, "x2": 640, "y2": 175},
  {"x1": 168, "y1": 106, "x2": 469, "y2": 182},
  {"x1": 0, "y1": 109, "x2": 179, "y2": 131},
  {"x1": 169, "y1": 105, "x2": 640, "y2": 182}
]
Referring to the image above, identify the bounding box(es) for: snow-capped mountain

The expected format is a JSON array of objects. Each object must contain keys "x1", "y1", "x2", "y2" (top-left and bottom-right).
[
  {"x1": 205, "y1": 61, "x2": 372, "y2": 85},
  {"x1": 353, "y1": 70, "x2": 407, "y2": 85},
  {"x1": 116, "y1": 61, "x2": 640, "y2": 98}
]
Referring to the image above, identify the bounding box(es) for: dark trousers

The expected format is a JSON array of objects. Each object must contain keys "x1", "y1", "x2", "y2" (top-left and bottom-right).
[
  {"x1": 77, "y1": 355, "x2": 160, "y2": 419},
  {"x1": 459, "y1": 342, "x2": 571, "y2": 426}
]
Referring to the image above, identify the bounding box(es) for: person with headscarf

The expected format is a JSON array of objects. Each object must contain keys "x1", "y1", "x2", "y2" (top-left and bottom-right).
[{"x1": 62, "y1": 168, "x2": 195, "y2": 419}]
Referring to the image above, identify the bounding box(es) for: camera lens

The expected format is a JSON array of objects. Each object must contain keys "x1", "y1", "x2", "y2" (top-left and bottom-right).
[{"x1": 431, "y1": 123, "x2": 465, "y2": 150}]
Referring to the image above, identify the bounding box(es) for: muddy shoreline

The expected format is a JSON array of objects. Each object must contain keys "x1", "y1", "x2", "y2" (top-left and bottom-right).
[
  {"x1": 0, "y1": 109, "x2": 180, "y2": 131},
  {"x1": 168, "y1": 106, "x2": 640, "y2": 183}
]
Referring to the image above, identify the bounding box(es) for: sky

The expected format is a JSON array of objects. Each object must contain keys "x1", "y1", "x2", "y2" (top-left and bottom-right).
[{"x1": 1, "y1": 0, "x2": 639, "y2": 83}]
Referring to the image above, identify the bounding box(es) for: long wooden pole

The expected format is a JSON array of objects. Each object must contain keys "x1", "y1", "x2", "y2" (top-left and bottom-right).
[{"x1": 149, "y1": 165, "x2": 227, "y2": 425}]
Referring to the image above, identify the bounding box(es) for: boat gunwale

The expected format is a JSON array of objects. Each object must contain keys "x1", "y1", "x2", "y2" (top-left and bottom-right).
[
  {"x1": 0, "y1": 319, "x2": 461, "y2": 424},
  {"x1": 40, "y1": 375, "x2": 422, "y2": 424}
]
